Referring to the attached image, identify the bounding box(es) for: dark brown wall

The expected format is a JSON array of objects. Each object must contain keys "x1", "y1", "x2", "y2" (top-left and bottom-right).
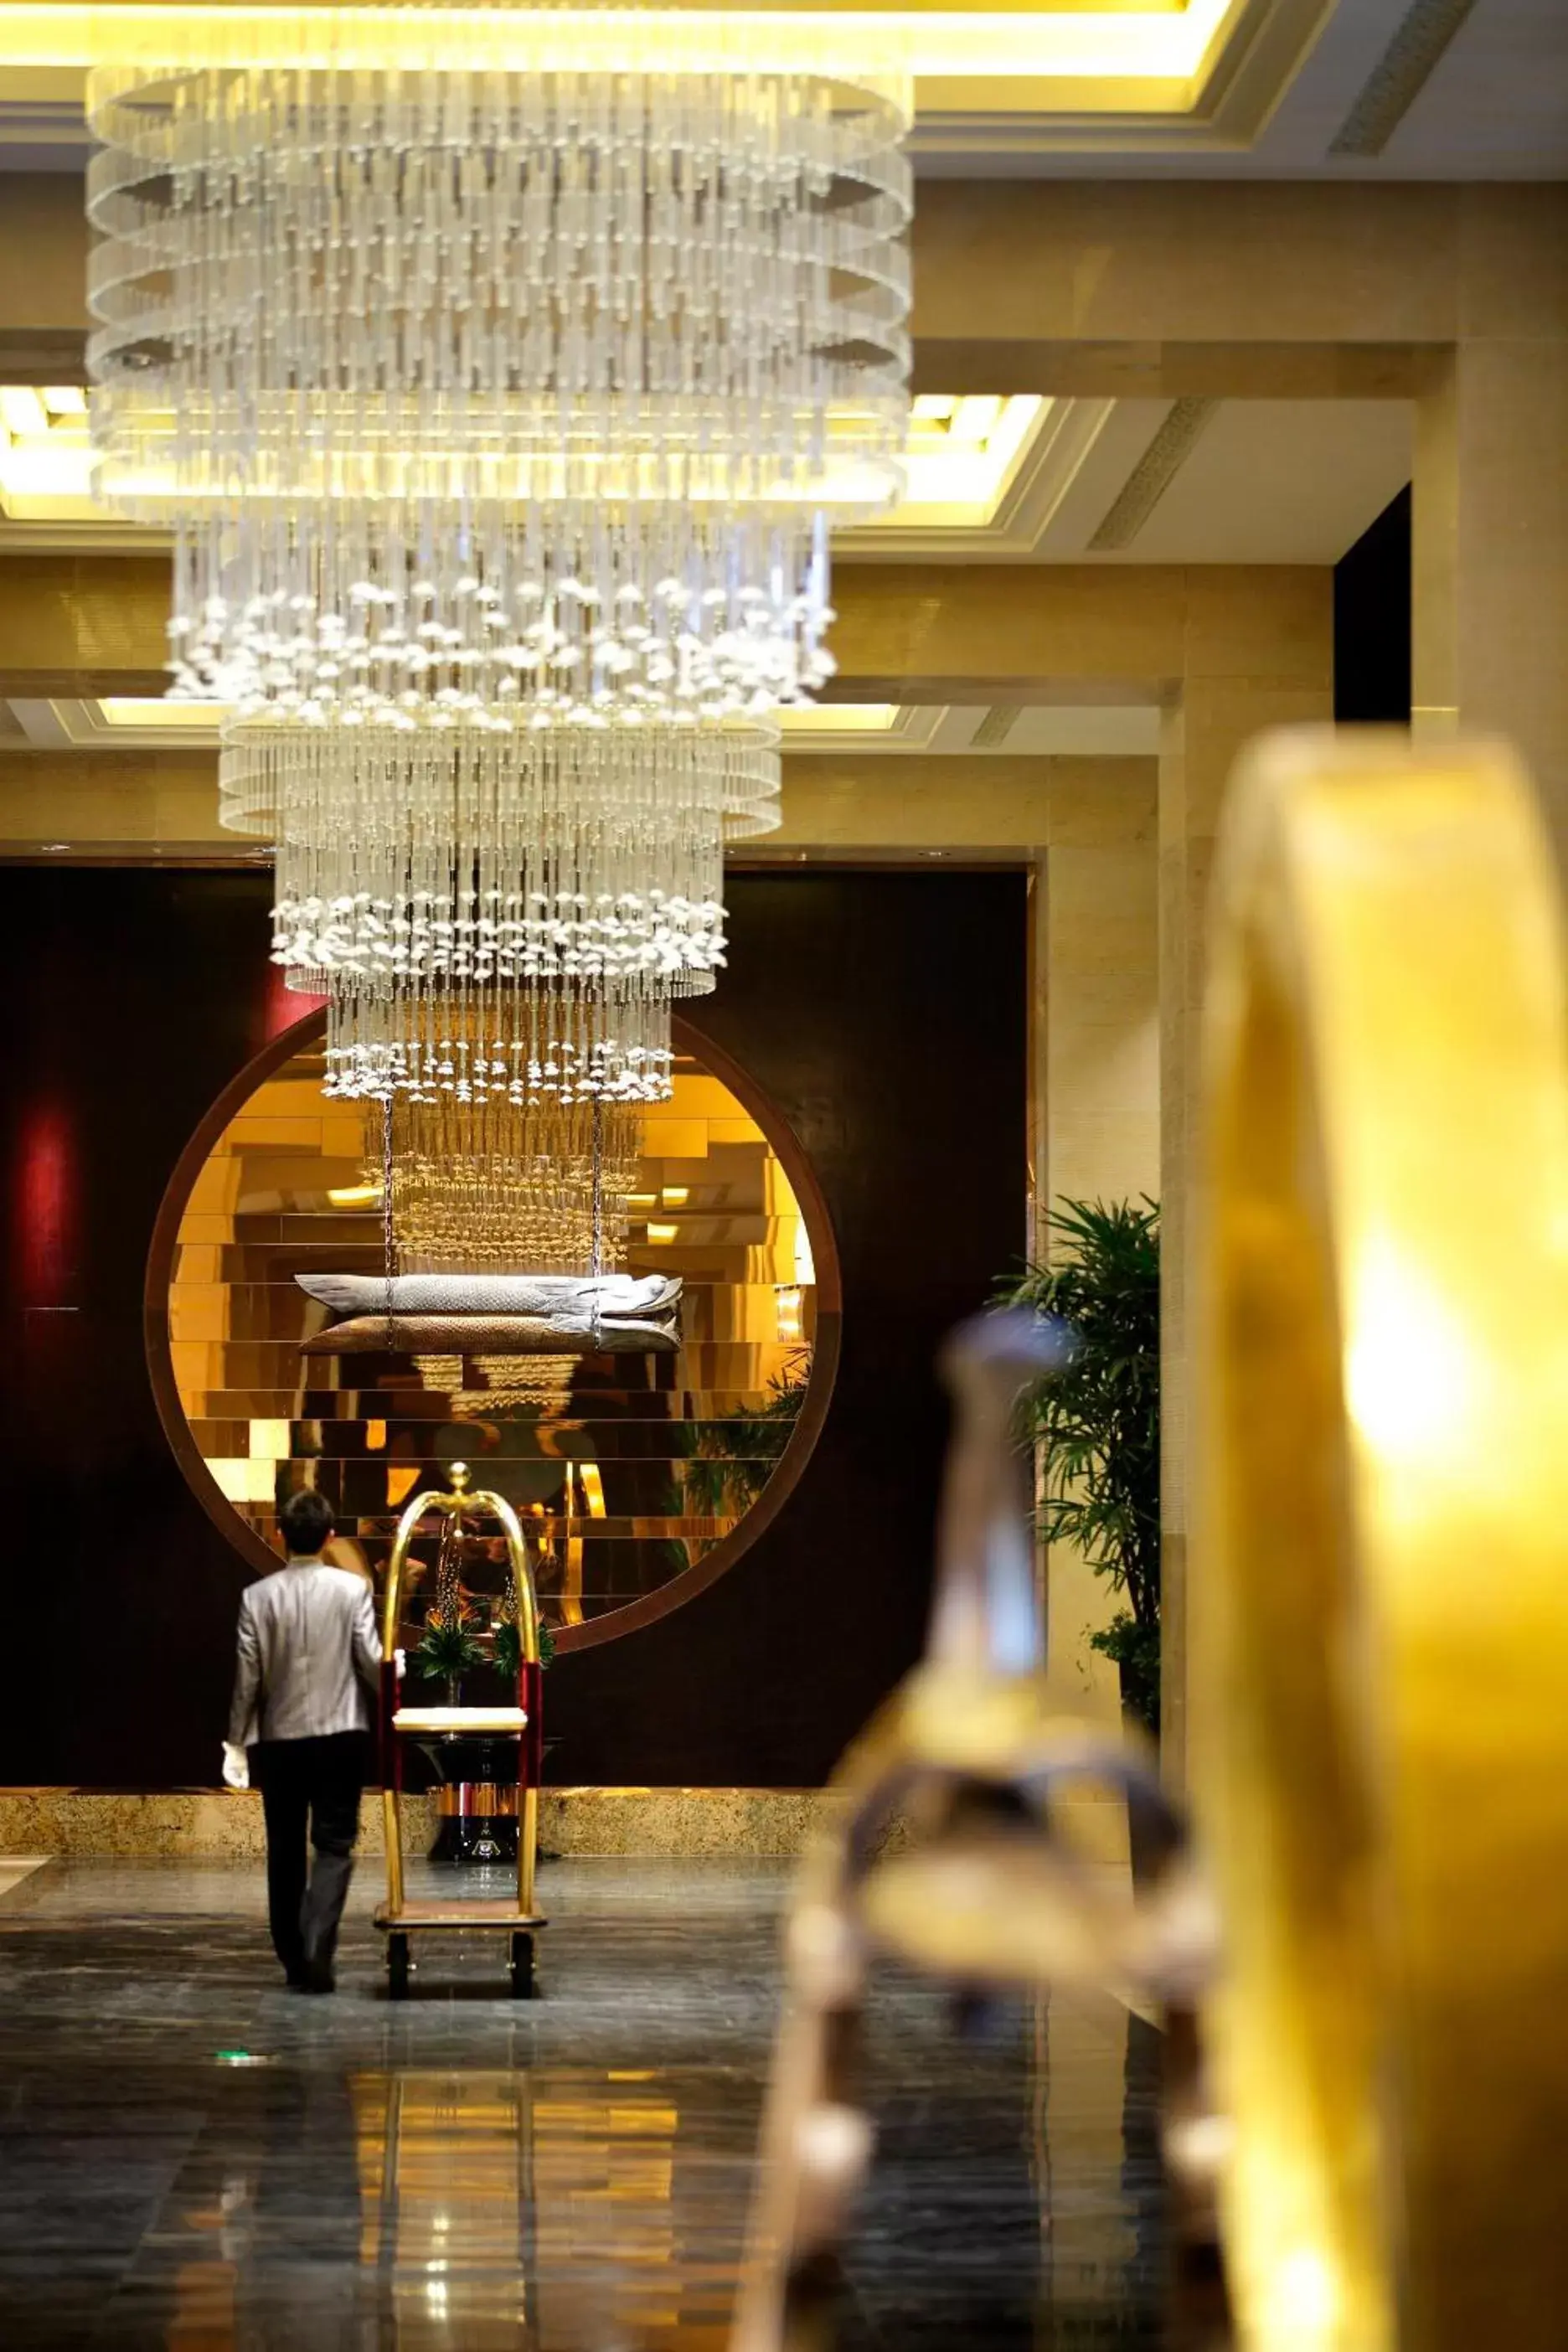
[{"x1": 0, "y1": 865, "x2": 1028, "y2": 1788}]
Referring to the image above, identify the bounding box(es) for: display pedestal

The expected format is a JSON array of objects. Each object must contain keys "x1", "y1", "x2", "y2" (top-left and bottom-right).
[{"x1": 415, "y1": 1735, "x2": 521, "y2": 1865}]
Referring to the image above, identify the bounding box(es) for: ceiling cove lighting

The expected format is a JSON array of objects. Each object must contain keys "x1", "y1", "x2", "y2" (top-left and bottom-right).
[{"x1": 0, "y1": 6, "x2": 1238, "y2": 87}]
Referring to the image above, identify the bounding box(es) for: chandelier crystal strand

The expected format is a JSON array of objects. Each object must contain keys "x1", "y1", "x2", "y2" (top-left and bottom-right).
[
  {"x1": 169, "y1": 501, "x2": 838, "y2": 720},
  {"x1": 326, "y1": 979, "x2": 676, "y2": 1108},
  {"x1": 220, "y1": 720, "x2": 780, "y2": 993},
  {"x1": 387, "y1": 1094, "x2": 643, "y2": 1275}
]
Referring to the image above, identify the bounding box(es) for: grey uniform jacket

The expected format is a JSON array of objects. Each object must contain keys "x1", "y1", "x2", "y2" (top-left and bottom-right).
[{"x1": 228, "y1": 1559, "x2": 384, "y2": 1746}]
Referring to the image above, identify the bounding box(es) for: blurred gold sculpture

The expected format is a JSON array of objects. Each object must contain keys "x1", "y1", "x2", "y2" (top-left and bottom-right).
[
  {"x1": 1194, "y1": 732, "x2": 1568, "y2": 2351},
  {"x1": 730, "y1": 1312, "x2": 1209, "y2": 2352}
]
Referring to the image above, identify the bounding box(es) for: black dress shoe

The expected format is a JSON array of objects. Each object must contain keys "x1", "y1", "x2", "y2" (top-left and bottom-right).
[{"x1": 298, "y1": 1957, "x2": 336, "y2": 1994}]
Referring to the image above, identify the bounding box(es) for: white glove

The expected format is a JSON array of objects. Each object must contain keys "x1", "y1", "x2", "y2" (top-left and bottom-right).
[
  {"x1": 395, "y1": 1648, "x2": 407, "y2": 1681},
  {"x1": 221, "y1": 1741, "x2": 250, "y2": 1792}
]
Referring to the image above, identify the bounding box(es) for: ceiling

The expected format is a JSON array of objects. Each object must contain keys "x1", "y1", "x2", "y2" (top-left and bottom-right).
[
  {"x1": 0, "y1": 0, "x2": 1488, "y2": 857},
  {"x1": 0, "y1": 0, "x2": 1561, "y2": 177},
  {"x1": 0, "y1": 386, "x2": 1412, "y2": 566}
]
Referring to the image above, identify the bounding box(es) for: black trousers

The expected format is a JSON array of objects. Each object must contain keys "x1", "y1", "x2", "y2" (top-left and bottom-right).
[{"x1": 254, "y1": 1732, "x2": 368, "y2": 1979}]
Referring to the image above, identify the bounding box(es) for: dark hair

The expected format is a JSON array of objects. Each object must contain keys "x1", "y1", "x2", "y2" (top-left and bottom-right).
[{"x1": 279, "y1": 1488, "x2": 334, "y2": 1555}]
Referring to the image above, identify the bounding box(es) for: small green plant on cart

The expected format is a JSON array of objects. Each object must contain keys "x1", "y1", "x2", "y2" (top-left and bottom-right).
[
  {"x1": 411, "y1": 1610, "x2": 488, "y2": 1705},
  {"x1": 491, "y1": 1614, "x2": 556, "y2": 1680}
]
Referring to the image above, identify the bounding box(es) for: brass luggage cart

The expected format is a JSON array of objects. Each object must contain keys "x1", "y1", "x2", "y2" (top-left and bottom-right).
[{"x1": 375, "y1": 1462, "x2": 546, "y2": 1998}]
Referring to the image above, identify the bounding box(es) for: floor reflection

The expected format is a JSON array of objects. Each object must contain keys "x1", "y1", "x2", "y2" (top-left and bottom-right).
[
  {"x1": 350, "y1": 2066, "x2": 734, "y2": 2348},
  {"x1": 0, "y1": 1859, "x2": 1166, "y2": 2349}
]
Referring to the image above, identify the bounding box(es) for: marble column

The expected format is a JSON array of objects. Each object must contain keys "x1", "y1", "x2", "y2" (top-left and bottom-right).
[
  {"x1": 1040, "y1": 762, "x2": 1158, "y2": 1745},
  {"x1": 1158, "y1": 578, "x2": 1334, "y2": 1792},
  {"x1": 1414, "y1": 198, "x2": 1568, "y2": 853}
]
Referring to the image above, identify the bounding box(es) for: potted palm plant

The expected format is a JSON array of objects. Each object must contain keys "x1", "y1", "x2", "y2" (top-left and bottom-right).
[{"x1": 998, "y1": 1198, "x2": 1161, "y2": 1736}]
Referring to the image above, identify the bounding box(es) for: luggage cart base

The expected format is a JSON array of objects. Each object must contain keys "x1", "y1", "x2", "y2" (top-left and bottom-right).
[{"x1": 374, "y1": 1903, "x2": 549, "y2": 1999}]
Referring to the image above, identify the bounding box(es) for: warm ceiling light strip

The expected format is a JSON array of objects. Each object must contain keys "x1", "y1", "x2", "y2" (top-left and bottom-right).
[{"x1": 2, "y1": 6, "x2": 1235, "y2": 83}]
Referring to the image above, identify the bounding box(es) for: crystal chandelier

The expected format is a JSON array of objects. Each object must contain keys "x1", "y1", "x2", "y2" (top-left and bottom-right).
[
  {"x1": 86, "y1": 51, "x2": 912, "y2": 722},
  {"x1": 220, "y1": 714, "x2": 780, "y2": 1106},
  {"x1": 84, "y1": 13, "x2": 910, "y2": 1215},
  {"x1": 220, "y1": 719, "x2": 781, "y2": 993}
]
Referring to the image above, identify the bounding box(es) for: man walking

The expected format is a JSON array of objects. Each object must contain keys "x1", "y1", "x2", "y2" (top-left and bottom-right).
[{"x1": 224, "y1": 1489, "x2": 383, "y2": 1993}]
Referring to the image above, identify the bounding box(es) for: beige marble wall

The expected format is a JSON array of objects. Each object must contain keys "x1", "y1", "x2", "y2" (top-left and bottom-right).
[
  {"x1": 1415, "y1": 337, "x2": 1568, "y2": 861},
  {"x1": 1040, "y1": 766, "x2": 1159, "y2": 1749},
  {"x1": 910, "y1": 182, "x2": 1568, "y2": 368},
  {"x1": 0, "y1": 750, "x2": 220, "y2": 850},
  {"x1": 776, "y1": 752, "x2": 1163, "y2": 1843}
]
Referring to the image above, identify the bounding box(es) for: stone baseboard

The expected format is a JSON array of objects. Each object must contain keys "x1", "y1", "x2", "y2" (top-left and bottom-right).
[
  {"x1": 0, "y1": 1787, "x2": 827, "y2": 1860},
  {"x1": 0, "y1": 1785, "x2": 1130, "y2": 1868}
]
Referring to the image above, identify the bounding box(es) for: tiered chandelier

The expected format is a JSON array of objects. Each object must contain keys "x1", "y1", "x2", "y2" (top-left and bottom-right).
[{"x1": 85, "y1": 13, "x2": 911, "y2": 1273}]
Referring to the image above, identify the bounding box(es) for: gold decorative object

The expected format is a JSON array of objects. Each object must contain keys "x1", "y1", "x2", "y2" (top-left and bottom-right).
[
  {"x1": 160, "y1": 1026, "x2": 824, "y2": 1636},
  {"x1": 1194, "y1": 731, "x2": 1568, "y2": 2351},
  {"x1": 731, "y1": 1313, "x2": 1210, "y2": 2352}
]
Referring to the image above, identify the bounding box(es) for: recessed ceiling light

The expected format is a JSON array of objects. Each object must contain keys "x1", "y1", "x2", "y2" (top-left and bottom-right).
[
  {"x1": 0, "y1": 386, "x2": 49, "y2": 439},
  {"x1": 41, "y1": 841, "x2": 70, "y2": 853}
]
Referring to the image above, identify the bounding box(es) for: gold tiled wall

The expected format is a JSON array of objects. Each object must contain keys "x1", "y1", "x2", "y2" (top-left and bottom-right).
[{"x1": 168, "y1": 1042, "x2": 820, "y2": 1627}]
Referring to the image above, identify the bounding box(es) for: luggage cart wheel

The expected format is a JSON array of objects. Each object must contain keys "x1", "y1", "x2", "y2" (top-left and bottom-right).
[
  {"x1": 387, "y1": 1931, "x2": 411, "y2": 2000},
  {"x1": 508, "y1": 1932, "x2": 536, "y2": 1999}
]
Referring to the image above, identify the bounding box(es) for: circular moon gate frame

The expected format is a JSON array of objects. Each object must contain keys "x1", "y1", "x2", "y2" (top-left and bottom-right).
[
  {"x1": 1194, "y1": 731, "x2": 1568, "y2": 2352},
  {"x1": 145, "y1": 1009, "x2": 841, "y2": 1656}
]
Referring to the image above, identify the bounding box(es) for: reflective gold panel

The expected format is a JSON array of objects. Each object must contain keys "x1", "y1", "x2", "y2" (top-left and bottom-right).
[{"x1": 161, "y1": 1023, "x2": 831, "y2": 1641}]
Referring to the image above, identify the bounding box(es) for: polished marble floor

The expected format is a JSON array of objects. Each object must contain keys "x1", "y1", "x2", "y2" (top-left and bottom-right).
[{"x1": 0, "y1": 1857, "x2": 1163, "y2": 2349}]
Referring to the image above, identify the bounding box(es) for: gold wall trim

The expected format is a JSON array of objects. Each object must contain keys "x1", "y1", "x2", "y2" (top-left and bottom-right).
[{"x1": 912, "y1": 0, "x2": 1343, "y2": 155}]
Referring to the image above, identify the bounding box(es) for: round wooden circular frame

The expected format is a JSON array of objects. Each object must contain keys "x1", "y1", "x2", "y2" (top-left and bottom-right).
[{"x1": 144, "y1": 1004, "x2": 842, "y2": 1653}]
